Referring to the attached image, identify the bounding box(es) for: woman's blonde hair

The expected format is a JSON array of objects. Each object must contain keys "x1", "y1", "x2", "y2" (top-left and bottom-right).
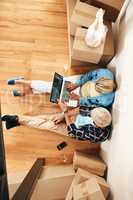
[
  {"x1": 95, "y1": 77, "x2": 116, "y2": 94},
  {"x1": 91, "y1": 107, "x2": 112, "y2": 128}
]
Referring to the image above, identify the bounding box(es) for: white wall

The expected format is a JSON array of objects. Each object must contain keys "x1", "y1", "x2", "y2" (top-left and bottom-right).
[{"x1": 101, "y1": 1, "x2": 133, "y2": 200}]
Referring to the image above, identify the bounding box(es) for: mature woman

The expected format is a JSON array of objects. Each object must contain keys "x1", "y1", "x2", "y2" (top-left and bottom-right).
[
  {"x1": 57, "y1": 102, "x2": 112, "y2": 142},
  {"x1": 2, "y1": 102, "x2": 112, "y2": 143},
  {"x1": 7, "y1": 68, "x2": 116, "y2": 108}
]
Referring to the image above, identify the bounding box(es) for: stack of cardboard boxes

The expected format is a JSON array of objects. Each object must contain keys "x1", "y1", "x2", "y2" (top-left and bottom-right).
[
  {"x1": 66, "y1": 151, "x2": 110, "y2": 200},
  {"x1": 70, "y1": 2, "x2": 99, "y2": 36},
  {"x1": 67, "y1": 0, "x2": 124, "y2": 67},
  {"x1": 81, "y1": 0, "x2": 124, "y2": 22},
  {"x1": 70, "y1": 0, "x2": 114, "y2": 66}
]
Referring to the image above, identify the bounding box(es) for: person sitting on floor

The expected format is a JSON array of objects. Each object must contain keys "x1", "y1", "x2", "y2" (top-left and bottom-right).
[
  {"x1": 1, "y1": 102, "x2": 112, "y2": 143},
  {"x1": 7, "y1": 68, "x2": 116, "y2": 108},
  {"x1": 56, "y1": 102, "x2": 112, "y2": 142}
]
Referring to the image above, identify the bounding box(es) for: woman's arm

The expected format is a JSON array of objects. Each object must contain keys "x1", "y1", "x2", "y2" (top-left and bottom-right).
[
  {"x1": 75, "y1": 70, "x2": 97, "y2": 87},
  {"x1": 75, "y1": 68, "x2": 114, "y2": 87},
  {"x1": 79, "y1": 92, "x2": 115, "y2": 107}
]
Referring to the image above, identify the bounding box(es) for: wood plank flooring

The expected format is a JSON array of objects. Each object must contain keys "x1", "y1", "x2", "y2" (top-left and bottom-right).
[{"x1": 0, "y1": 0, "x2": 99, "y2": 173}]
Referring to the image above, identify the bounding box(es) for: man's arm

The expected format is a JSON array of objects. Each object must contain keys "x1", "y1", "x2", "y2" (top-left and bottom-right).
[
  {"x1": 64, "y1": 112, "x2": 74, "y2": 126},
  {"x1": 58, "y1": 101, "x2": 79, "y2": 124},
  {"x1": 67, "y1": 107, "x2": 79, "y2": 117},
  {"x1": 67, "y1": 123, "x2": 110, "y2": 142}
]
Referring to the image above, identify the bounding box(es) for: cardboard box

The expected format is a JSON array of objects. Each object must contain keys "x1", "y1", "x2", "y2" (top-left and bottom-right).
[
  {"x1": 65, "y1": 168, "x2": 109, "y2": 200},
  {"x1": 66, "y1": 0, "x2": 77, "y2": 36},
  {"x1": 66, "y1": 0, "x2": 93, "y2": 68},
  {"x1": 73, "y1": 178, "x2": 105, "y2": 200},
  {"x1": 72, "y1": 24, "x2": 114, "y2": 65},
  {"x1": 80, "y1": 0, "x2": 124, "y2": 22},
  {"x1": 73, "y1": 151, "x2": 107, "y2": 176},
  {"x1": 70, "y1": 0, "x2": 99, "y2": 36}
]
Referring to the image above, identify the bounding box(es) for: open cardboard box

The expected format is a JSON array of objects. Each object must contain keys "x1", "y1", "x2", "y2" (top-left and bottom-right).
[
  {"x1": 66, "y1": 168, "x2": 110, "y2": 200},
  {"x1": 80, "y1": 0, "x2": 124, "y2": 22},
  {"x1": 72, "y1": 23, "x2": 114, "y2": 65},
  {"x1": 70, "y1": 0, "x2": 99, "y2": 36},
  {"x1": 73, "y1": 178, "x2": 105, "y2": 200}
]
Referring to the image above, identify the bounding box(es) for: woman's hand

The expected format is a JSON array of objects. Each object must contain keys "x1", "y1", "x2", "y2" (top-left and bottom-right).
[
  {"x1": 66, "y1": 82, "x2": 78, "y2": 92},
  {"x1": 69, "y1": 92, "x2": 80, "y2": 101}
]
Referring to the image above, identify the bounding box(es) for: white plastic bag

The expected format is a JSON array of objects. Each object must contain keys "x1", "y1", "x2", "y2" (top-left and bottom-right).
[{"x1": 85, "y1": 9, "x2": 108, "y2": 48}]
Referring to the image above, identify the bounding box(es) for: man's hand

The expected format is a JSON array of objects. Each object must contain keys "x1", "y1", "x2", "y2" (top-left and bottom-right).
[
  {"x1": 52, "y1": 113, "x2": 64, "y2": 124},
  {"x1": 66, "y1": 82, "x2": 78, "y2": 92},
  {"x1": 69, "y1": 92, "x2": 80, "y2": 101},
  {"x1": 58, "y1": 101, "x2": 68, "y2": 112}
]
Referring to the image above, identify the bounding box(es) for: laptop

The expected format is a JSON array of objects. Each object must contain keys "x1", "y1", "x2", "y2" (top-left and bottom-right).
[{"x1": 50, "y1": 72, "x2": 80, "y2": 107}]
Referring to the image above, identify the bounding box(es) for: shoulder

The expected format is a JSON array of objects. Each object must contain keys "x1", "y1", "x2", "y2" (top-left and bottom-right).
[
  {"x1": 87, "y1": 124, "x2": 111, "y2": 142},
  {"x1": 92, "y1": 68, "x2": 114, "y2": 80},
  {"x1": 99, "y1": 92, "x2": 115, "y2": 98},
  {"x1": 88, "y1": 92, "x2": 115, "y2": 106}
]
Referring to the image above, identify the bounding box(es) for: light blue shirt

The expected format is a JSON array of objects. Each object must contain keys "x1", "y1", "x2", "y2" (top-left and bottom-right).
[
  {"x1": 75, "y1": 114, "x2": 94, "y2": 128},
  {"x1": 75, "y1": 68, "x2": 115, "y2": 108}
]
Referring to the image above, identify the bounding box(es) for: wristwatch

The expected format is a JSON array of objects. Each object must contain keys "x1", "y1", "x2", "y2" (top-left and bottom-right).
[{"x1": 62, "y1": 108, "x2": 68, "y2": 115}]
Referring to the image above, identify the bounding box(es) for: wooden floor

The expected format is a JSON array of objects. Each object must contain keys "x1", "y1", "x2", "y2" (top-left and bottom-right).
[{"x1": 0, "y1": 0, "x2": 99, "y2": 173}]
